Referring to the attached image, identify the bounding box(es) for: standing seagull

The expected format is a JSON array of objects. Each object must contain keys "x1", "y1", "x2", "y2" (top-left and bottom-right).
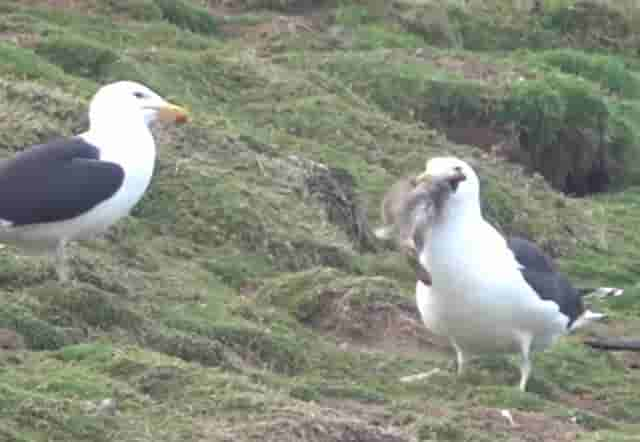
[
  {"x1": 413, "y1": 157, "x2": 603, "y2": 391},
  {"x1": 0, "y1": 81, "x2": 188, "y2": 282}
]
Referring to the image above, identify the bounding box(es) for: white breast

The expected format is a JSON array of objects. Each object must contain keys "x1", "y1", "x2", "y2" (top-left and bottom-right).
[
  {"x1": 74, "y1": 125, "x2": 156, "y2": 237},
  {"x1": 416, "y1": 281, "x2": 447, "y2": 337},
  {"x1": 421, "y1": 216, "x2": 569, "y2": 355}
]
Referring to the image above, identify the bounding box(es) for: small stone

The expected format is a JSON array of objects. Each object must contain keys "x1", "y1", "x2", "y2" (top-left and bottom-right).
[
  {"x1": 0, "y1": 329, "x2": 26, "y2": 351},
  {"x1": 500, "y1": 409, "x2": 516, "y2": 427},
  {"x1": 95, "y1": 398, "x2": 117, "y2": 416}
]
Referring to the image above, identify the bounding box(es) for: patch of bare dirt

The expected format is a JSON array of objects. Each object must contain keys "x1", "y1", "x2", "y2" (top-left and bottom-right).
[
  {"x1": 19, "y1": 0, "x2": 102, "y2": 14},
  {"x1": 0, "y1": 32, "x2": 40, "y2": 48},
  {"x1": 198, "y1": 407, "x2": 413, "y2": 442},
  {"x1": 208, "y1": 0, "x2": 332, "y2": 47},
  {"x1": 319, "y1": 396, "x2": 452, "y2": 433},
  {"x1": 550, "y1": 389, "x2": 611, "y2": 418},
  {"x1": 255, "y1": 268, "x2": 451, "y2": 359},
  {"x1": 220, "y1": 14, "x2": 320, "y2": 43},
  {"x1": 207, "y1": 0, "x2": 330, "y2": 15},
  {"x1": 317, "y1": 398, "x2": 395, "y2": 426},
  {"x1": 415, "y1": 51, "x2": 530, "y2": 86},
  {"x1": 330, "y1": 313, "x2": 451, "y2": 359},
  {"x1": 442, "y1": 124, "x2": 521, "y2": 160},
  {"x1": 17, "y1": 0, "x2": 141, "y2": 22},
  {"x1": 21, "y1": 0, "x2": 81, "y2": 7},
  {"x1": 304, "y1": 281, "x2": 451, "y2": 357},
  {"x1": 204, "y1": 0, "x2": 246, "y2": 15},
  {"x1": 472, "y1": 408, "x2": 583, "y2": 442},
  {"x1": 0, "y1": 328, "x2": 25, "y2": 351},
  {"x1": 619, "y1": 350, "x2": 640, "y2": 370},
  {"x1": 434, "y1": 55, "x2": 502, "y2": 82}
]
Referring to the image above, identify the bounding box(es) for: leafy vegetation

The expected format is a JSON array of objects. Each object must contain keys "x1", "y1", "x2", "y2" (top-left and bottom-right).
[
  {"x1": 0, "y1": 0, "x2": 639, "y2": 441},
  {"x1": 155, "y1": 0, "x2": 219, "y2": 34}
]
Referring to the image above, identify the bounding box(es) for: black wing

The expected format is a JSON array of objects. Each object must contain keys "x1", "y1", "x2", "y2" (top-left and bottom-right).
[
  {"x1": 508, "y1": 236, "x2": 584, "y2": 326},
  {"x1": 0, "y1": 137, "x2": 125, "y2": 226},
  {"x1": 507, "y1": 236, "x2": 556, "y2": 273}
]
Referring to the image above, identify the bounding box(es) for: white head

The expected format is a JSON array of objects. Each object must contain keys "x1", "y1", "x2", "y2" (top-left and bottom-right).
[
  {"x1": 415, "y1": 156, "x2": 481, "y2": 217},
  {"x1": 88, "y1": 81, "x2": 189, "y2": 129}
]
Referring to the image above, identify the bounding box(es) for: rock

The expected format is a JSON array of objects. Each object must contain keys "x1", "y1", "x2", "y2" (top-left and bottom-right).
[{"x1": 0, "y1": 328, "x2": 26, "y2": 351}]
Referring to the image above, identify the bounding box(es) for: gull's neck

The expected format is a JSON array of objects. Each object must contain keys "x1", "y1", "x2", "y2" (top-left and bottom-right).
[
  {"x1": 82, "y1": 113, "x2": 156, "y2": 170},
  {"x1": 436, "y1": 195, "x2": 482, "y2": 230},
  {"x1": 423, "y1": 194, "x2": 486, "y2": 288},
  {"x1": 420, "y1": 194, "x2": 482, "y2": 263},
  {"x1": 88, "y1": 106, "x2": 148, "y2": 133}
]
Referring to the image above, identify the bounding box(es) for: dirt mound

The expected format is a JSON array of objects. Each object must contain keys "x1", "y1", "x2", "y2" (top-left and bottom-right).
[
  {"x1": 257, "y1": 268, "x2": 447, "y2": 354},
  {"x1": 471, "y1": 408, "x2": 582, "y2": 442},
  {"x1": 200, "y1": 406, "x2": 411, "y2": 442}
]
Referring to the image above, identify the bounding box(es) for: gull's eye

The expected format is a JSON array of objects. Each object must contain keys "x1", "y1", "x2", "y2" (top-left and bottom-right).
[
  {"x1": 454, "y1": 166, "x2": 463, "y2": 173},
  {"x1": 133, "y1": 91, "x2": 146, "y2": 99}
]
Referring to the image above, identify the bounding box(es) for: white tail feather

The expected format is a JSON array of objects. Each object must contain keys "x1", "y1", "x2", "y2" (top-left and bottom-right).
[
  {"x1": 581, "y1": 287, "x2": 624, "y2": 298},
  {"x1": 374, "y1": 225, "x2": 394, "y2": 240},
  {"x1": 570, "y1": 309, "x2": 606, "y2": 332}
]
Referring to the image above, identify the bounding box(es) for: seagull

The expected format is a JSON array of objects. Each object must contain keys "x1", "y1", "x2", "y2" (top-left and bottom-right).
[
  {"x1": 413, "y1": 156, "x2": 604, "y2": 391},
  {"x1": 0, "y1": 81, "x2": 188, "y2": 282}
]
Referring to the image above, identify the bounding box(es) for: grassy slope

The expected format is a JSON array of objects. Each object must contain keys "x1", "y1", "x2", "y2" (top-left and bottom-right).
[{"x1": 0, "y1": 0, "x2": 639, "y2": 441}]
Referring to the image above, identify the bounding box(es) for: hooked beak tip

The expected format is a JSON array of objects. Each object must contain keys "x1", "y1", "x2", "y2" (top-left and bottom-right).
[{"x1": 156, "y1": 103, "x2": 189, "y2": 124}]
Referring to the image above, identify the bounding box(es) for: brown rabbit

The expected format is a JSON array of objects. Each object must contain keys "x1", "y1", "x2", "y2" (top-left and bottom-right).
[{"x1": 375, "y1": 171, "x2": 466, "y2": 285}]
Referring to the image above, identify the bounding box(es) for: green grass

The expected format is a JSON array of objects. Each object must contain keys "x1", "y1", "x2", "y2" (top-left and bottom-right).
[
  {"x1": 533, "y1": 49, "x2": 640, "y2": 98},
  {"x1": 0, "y1": 0, "x2": 639, "y2": 441},
  {"x1": 154, "y1": 0, "x2": 219, "y2": 35}
]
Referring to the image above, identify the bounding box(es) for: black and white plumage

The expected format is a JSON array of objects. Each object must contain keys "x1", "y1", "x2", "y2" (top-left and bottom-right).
[
  {"x1": 506, "y1": 236, "x2": 604, "y2": 331},
  {"x1": 0, "y1": 81, "x2": 188, "y2": 282},
  {"x1": 0, "y1": 138, "x2": 124, "y2": 227},
  {"x1": 413, "y1": 157, "x2": 605, "y2": 391}
]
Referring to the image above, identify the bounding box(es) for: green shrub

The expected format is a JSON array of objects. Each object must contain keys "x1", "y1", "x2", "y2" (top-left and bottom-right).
[
  {"x1": 246, "y1": 0, "x2": 333, "y2": 13},
  {"x1": 104, "y1": 0, "x2": 163, "y2": 21},
  {"x1": 55, "y1": 343, "x2": 115, "y2": 363},
  {"x1": 0, "y1": 305, "x2": 68, "y2": 350},
  {"x1": 0, "y1": 42, "x2": 69, "y2": 84},
  {"x1": 204, "y1": 252, "x2": 275, "y2": 289},
  {"x1": 449, "y1": 5, "x2": 557, "y2": 51},
  {"x1": 607, "y1": 101, "x2": 640, "y2": 185},
  {"x1": 538, "y1": 49, "x2": 640, "y2": 98},
  {"x1": 35, "y1": 36, "x2": 118, "y2": 81},
  {"x1": 33, "y1": 285, "x2": 144, "y2": 331},
  {"x1": 543, "y1": 1, "x2": 633, "y2": 52},
  {"x1": 166, "y1": 317, "x2": 309, "y2": 375},
  {"x1": 501, "y1": 73, "x2": 608, "y2": 146},
  {"x1": 398, "y1": 4, "x2": 461, "y2": 48},
  {"x1": 155, "y1": 0, "x2": 218, "y2": 35},
  {"x1": 334, "y1": 3, "x2": 377, "y2": 26}
]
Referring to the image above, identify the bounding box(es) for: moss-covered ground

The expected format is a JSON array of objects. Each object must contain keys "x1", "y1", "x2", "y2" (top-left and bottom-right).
[{"x1": 1, "y1": 0, "x2": 640, "y2": 440}]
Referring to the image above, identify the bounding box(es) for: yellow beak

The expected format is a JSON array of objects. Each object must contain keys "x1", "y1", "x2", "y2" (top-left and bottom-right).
[{"x1": 156, "y1": 103, "x2": 189, "y2": 124}]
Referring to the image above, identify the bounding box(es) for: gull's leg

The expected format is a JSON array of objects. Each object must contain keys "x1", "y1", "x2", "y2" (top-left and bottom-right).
[
  {"x1": 55, "y1": 239, "x2": 69, "y2": 283},
  {"x1": 517, "y1": 332, "x2": 533, "y2": 392},
  {"x1": 451, "y1": 339, "x2": 465, "y2": 376}
]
